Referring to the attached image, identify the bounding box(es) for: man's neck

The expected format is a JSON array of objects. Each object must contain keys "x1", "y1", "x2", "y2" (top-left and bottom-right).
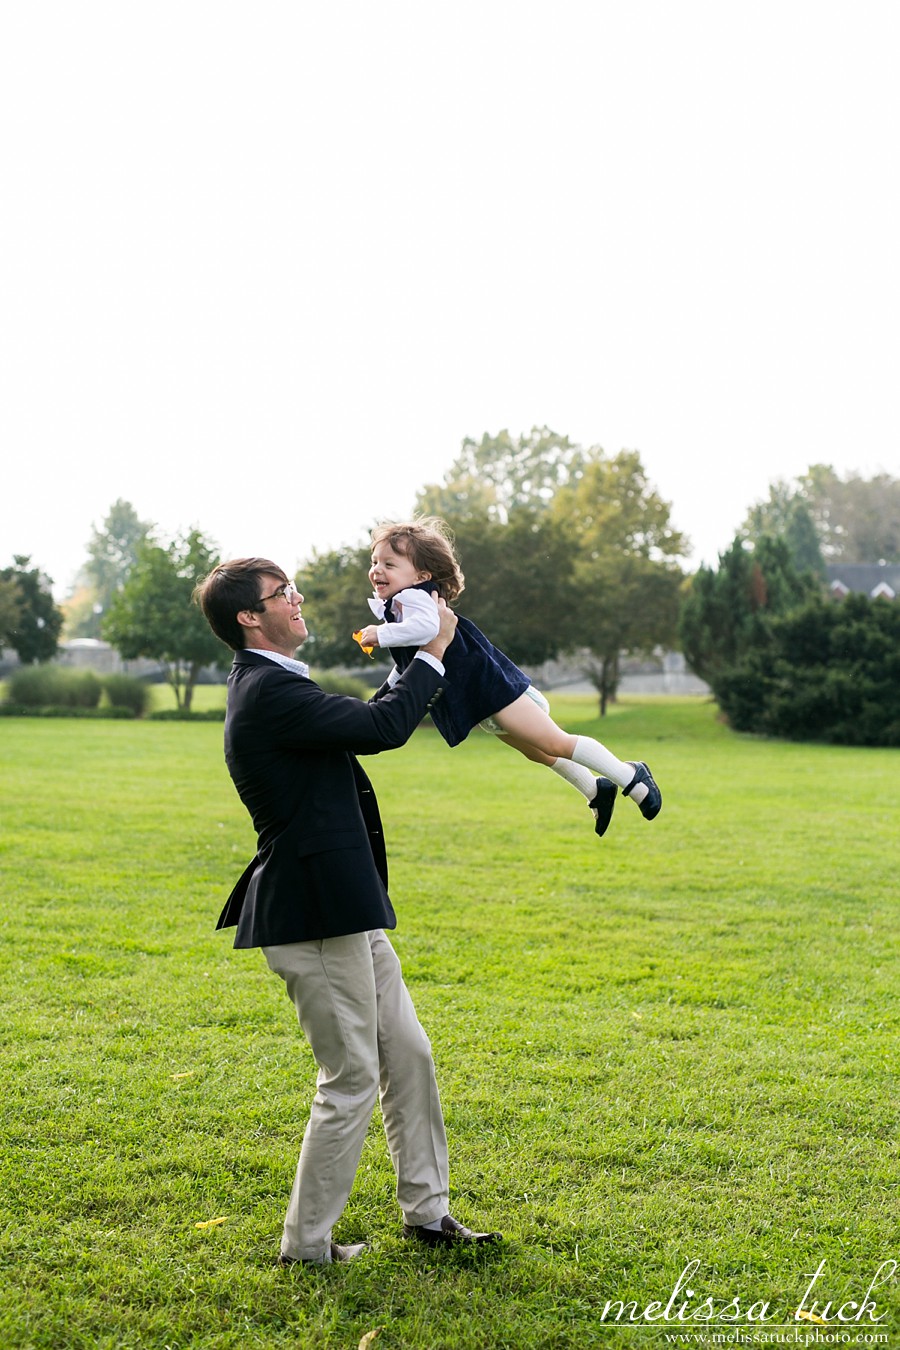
[{"x1": 242, "y1": 637, "x2": 301, "y2": 660}]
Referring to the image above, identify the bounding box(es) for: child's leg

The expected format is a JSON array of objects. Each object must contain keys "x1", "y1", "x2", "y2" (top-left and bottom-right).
[
  {"x1": 496, "y1": 732, "x2": 617, "y2": 838},
  {"x1": 491, "y1": 694, "x2": 632, "y2": 787},
  {"x1": 491, "y1": 692, "x2": 661, "y2": 818},
  {"x1": 497, "y1": 733, "x2": 594, "y2": 796}
]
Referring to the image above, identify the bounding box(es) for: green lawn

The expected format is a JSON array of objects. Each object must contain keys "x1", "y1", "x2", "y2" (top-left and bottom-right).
[
  {"x1": 147, "y1": 682, "x2": 228, "y2": 713},
  {"x1": 1, "y1": 696, "x2": 898, "y2": 1349}
]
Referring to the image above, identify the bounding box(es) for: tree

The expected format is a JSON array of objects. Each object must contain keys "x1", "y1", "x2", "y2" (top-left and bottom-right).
[
  {"x1": 742, "y1": 465, "x2": 900, "y2": 564},
  {"x1": 743, "y1": 494, "x2": 825, "y2": 576},
  {"x1": 62, "y1": 583, "x2": 103, "y2": 639},
  {"x1": 69, "y1": 499, "x2": 153, "y2": 637},
  {"x1": 0, "y1": 556, "x2": 64, "y2": 664},
  {"x1": 300, "y1": 541, "x2": 381, "y2": 671},
  {"x1": 416, "y1": 429, "x2": 672, "y2": 684},
  {"x1": 103, "y1": 529, "x2": 226, "y2": 709},
  {"x1": 416, "y1": 426, "x2": 585, "y2": 522},
  {"x1": 414, "y1": 427, "x2": 587, "y2": 667},
  {"x1": 679, "y1": 534, "x2": 821, "y2": 689},
  {"x1": 802, "y1": 464, "x2": 900, "y2": 561},
  {"x1": 443, "y1": 508, "x2": 576, "y2": 668},
  {"x1": 299, "y1": 432, "x2": 687, "y2": 706},
  {"x1": 550, "y1": 450, "x2": 689, "y2": 713},
  {"x1": 0, "y1": 575, "x2": 23, "y2": 649},
  {"x1": 300, "y1": 512, "x2": 571, "y2": 673}
]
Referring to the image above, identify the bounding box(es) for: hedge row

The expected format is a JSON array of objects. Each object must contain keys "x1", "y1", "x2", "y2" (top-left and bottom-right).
[
  {"x1": 2, "y1": 665, "x2": 151, "y2": 716},
  {"x1": 0, "y1": 704, "x2": 226, "y2": 721},
  {"x1": 0, "y1": 704, "x2": 136, "y2": 719},
  {"x1": 1, "y1": 665, "x2": 370, "y2": 719}
]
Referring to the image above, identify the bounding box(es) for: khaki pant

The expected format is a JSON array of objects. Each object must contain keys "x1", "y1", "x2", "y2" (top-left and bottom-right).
[{"x1": 263, "y1": 929, "x2": 449, "y2": 1262}]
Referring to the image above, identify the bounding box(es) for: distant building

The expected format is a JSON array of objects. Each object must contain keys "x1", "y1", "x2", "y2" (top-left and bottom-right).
[
  {"x1": 520, "y1": 648, "x2": 710, "y2": 697},
  {"x1": 60, "y1": 638, "x2": 132, "y2": 675},
  {"x1": 825, "y1": 563, "x2": 899, "y2": 601}
]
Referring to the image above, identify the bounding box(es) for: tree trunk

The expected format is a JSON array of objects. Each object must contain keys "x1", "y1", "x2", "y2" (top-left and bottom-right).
[
  {"x1": 597, "y1": 652, "x2": 619, "y2": 716},
  {"x1": 183, "y1": 661, "x2": 201, "y2": 711},
  {"x1": 167, "y1": 663, "x2": 184, "y2": 710}
]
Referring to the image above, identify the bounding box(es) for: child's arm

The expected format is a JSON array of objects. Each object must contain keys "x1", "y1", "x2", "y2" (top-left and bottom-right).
[{"x1": 359, "y1": 588, "x2": 441, "y2": 649}]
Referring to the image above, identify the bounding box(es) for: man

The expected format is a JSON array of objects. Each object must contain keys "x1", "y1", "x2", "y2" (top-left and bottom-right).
[{"x1": 195, "y1": 557, "x2": 500, "y2": 1266}]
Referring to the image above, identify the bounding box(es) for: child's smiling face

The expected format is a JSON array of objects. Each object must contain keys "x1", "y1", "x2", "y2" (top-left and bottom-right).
[{"x1": 369, "y1": 542, "x2": 431, "y2": 601}]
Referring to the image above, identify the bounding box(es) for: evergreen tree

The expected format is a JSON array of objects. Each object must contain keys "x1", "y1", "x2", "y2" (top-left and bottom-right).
[
  {"x1": 680, "y1": 535, "x2": 817, "y2": 687},
  {"x1": 0, "y1": 576, "x2": 23, "y2": 649},
  {"x1": 0, "y1": 556, "x2": 64, "y2": 664}
]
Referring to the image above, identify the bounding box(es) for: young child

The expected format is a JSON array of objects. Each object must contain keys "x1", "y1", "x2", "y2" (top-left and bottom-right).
[{"x1": 353, "y1": 517, "x2": 661, "y2": 837}]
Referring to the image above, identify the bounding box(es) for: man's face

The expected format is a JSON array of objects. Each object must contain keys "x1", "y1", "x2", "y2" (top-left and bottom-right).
[{"x1": 251, "y1": 574, "x2": 308, "y2": 652}]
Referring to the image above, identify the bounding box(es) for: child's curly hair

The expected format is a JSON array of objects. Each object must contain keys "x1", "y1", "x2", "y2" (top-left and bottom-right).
[{"x1": 370, "y1": 516, "x2": 466, "y2": 604}]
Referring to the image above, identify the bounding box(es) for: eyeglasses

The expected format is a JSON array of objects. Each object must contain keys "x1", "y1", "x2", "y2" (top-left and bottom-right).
[{"x1": 256, "y1": 581, "x2": 302, "y2": 608}]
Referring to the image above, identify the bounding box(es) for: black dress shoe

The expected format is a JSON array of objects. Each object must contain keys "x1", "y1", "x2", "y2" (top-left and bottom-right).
[
  {"x1": 403, "y1": 1215, "x2": 502, "y2": 1247},
  {"x1": 589, "y1": 777, "x2": 617, "y2": 836},
  {"x1": 623, "y1": 761, "x2": 662, "y2": 820}
]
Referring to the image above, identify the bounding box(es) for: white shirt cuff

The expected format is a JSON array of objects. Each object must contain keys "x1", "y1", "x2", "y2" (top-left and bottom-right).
[{"x1": 413, "y1": 651, "x2": 444, "y2": 677}]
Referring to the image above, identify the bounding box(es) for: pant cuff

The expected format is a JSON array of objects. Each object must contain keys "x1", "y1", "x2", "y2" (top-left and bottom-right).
[{"x1": 401, "y1": 1202, "x2": 449, "y2": 1228}]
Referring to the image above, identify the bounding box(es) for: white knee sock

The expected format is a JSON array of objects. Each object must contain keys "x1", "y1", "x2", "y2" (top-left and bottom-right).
[
  {"x1": 570, "y1": 736, "x2": 636, "y2": 793},
  {"x1": 549, "y1": 758, "x2": 599, "y2": 802}
]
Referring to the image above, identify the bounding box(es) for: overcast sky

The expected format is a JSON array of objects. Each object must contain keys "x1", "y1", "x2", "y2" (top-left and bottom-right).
[{"x1": 1, "y1": 1, "x2": 898, "y2": 600}]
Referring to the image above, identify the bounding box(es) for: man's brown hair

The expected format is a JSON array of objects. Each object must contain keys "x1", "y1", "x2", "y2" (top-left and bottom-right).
[
  {"x1": 194, "y1": 557, "x2": 289, "y2": 650},
  {"x1": 370, "y1": 517, "x2": 465, "y2": 603}
]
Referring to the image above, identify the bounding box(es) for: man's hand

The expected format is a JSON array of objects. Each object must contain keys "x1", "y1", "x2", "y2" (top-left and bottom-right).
[{"x1": 421, "y1": 594, "x2": 457, "y2": 661}]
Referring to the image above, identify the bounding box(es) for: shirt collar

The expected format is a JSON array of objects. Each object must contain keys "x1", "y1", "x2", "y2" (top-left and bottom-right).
[{"x1": 245, "y1": 648, "x2": 310, "y2": 679}]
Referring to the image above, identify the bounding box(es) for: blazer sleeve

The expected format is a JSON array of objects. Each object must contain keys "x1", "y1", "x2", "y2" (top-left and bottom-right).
[{"x1": 254, "y1": 656, "x2": 443, "y2": 754}]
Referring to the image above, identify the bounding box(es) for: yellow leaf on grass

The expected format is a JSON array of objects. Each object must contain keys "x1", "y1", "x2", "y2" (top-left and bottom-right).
[
  {"x1": 358, "y1": 1330, "x2": 383, "y2": 1350},
  {"x1": 171, "y1": 1071, "x2": 196, "y2": 1080},
  {"x1": 796, "y1": 1309, "x2": 828, "y2": 1326},
  {"x1": 195, "y1": 1216, "x2": 229, "y2": 1229}
]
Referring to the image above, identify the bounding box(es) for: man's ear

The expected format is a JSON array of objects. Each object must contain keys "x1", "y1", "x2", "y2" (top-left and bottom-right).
[{"x1": 237, "y1": 608, "x2": 262, "y2": 632}]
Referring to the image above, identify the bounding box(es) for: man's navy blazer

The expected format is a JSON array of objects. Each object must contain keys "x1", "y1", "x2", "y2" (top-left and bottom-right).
[{"x1": 218, "y1": 650, "x2": 444, "y2": 948}]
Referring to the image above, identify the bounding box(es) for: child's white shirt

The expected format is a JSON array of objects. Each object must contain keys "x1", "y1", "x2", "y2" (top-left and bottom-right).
[
  {"x1": 366, "y1": 587, "x2": 440, "y2": 646},
  {"x1": 367, "y1": 588, "x2": 440, "y2": 687}
]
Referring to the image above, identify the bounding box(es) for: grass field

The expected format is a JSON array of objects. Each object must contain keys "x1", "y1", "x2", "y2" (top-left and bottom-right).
[{"x1": 1, "y1": 695, "x2": 898, "y2": 1349}]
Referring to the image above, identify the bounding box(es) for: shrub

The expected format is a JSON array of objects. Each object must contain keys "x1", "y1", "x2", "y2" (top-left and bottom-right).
[
  {"x1": 6, "y1": 664, "x2": 102, "y2": 709},
  {"x1": 103, "y1": 674, "x2": 151, "y2": 717},
  {"x1": 714, "y1": 595, "x2": 900, "y2": 746},
  {"x1": 5, "y1": 665, "x2": 58, "y2": 707}
]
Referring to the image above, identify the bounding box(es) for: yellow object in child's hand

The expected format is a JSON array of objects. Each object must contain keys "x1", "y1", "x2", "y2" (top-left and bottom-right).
[{"x1": 353, "y1": 631, "x2": 375, "y2": 657}]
